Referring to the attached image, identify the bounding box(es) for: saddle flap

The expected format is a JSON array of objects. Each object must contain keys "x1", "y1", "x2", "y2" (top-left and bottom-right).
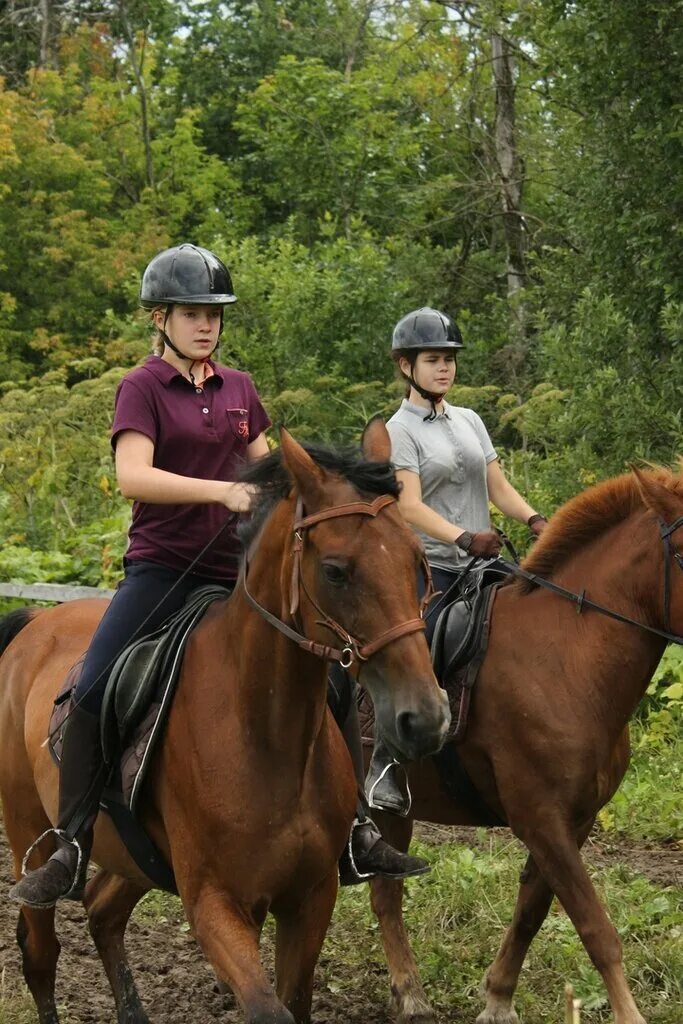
[
  {"x1": 431, "y1": 598, "x2": 473, "y2": 682},
  {"x1": 100, "y1": 584, "x2": 231, "y2": 767}
]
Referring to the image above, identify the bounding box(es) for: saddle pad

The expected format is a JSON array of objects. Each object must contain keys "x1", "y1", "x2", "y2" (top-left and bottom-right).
[{"x1": 47, "y1": 586, "x2": 230, "y2": 891}]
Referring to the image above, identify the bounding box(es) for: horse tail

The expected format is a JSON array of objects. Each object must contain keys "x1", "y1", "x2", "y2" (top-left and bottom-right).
[{"x1": 0, "y1": 607, "x2": 36, "y2": 661}]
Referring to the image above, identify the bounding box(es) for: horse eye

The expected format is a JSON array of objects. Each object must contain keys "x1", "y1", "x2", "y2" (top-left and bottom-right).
[{"x1": 322, "y1": 563, "x2": 349, "y2": 586}]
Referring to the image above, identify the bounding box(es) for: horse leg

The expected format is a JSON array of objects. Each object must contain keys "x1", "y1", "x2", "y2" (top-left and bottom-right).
[
  {"x1": 478, "y1": 819, "x2": 595, "y2": 1024},
  {"x1": 476, "y1": 855, "x2": 553, "y2": 1024},
  {"x1": 3, "y1": 802, "x2": 61, "y2": 1023},
  {"x1": 523, "y1": 823, "x2": 646, "y2": 1024},
  {"x1": 274, "y1": 870, "x2": 338, "y2": 1023},
  {"x1": 369, "y1": 813, "x2": 436, "y2": 1024},
  {"x1": 15, "y1": 906, "x2": 61, "y2": 1024},
  {"x1": 84, "y1": 869, "x2": 151, "y2": 1024},
  {"x1": 192, "y1": 891, "x2": 295, "y2": 1024}
]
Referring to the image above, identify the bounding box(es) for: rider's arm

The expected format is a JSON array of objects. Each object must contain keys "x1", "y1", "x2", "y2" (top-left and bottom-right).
[
  {"x1": 115, "y1": 430, "x2": 252, "y2": 512},
  {"x1": 486, "y1": 459, "x2": 538, "y2": 523},
  {"x1": 247, "y1": 431, "x2": 269, "y2": 461},
  {"x1": 396, "y1": 469, "x2": 469, "y2": 545}
]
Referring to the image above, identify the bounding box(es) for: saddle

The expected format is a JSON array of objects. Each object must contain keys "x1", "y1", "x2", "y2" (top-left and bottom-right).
[
  {"x1": 359, "y1": 563, "x2": 511, "y2": 825},
  {"x1": 430, "y1": 563, "x2": 509, "y2": 741},
  {"x1": 49, "y1": 585, "x2": 230, "y2": 891}
]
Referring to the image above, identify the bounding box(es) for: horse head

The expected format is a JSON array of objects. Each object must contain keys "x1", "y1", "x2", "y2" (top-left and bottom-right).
[
  {"x1": 633, "y1": 464, "x2": 683, "y2": 638},
  {"x1": 277, "y1": 420, "x2": 450, "y2": 762}
]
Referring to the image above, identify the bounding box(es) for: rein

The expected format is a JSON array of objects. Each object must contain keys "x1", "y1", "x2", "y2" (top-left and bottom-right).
[
  {"x1": 494, "y1": 513, "x2": 683, "y2": 646},
  {"x1": 242, "y1": 493, "x2": 434, "y2": 669}
]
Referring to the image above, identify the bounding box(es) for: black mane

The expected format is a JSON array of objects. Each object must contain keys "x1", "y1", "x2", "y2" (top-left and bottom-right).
[{"x1": 238, "y1": 443, "x2": 400, "y2": 549}]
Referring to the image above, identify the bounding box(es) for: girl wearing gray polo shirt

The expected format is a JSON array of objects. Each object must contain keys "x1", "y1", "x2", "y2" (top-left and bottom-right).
[{"x1": 366, "y1": 307, "x2": 547, "y2": 816}]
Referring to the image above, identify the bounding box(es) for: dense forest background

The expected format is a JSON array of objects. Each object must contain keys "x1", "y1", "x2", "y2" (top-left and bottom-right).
[{"x1": 0, "y1": 0, "x2": 681, "y2": 590}]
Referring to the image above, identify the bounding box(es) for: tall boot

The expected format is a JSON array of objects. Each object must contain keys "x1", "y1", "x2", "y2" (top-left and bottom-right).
[
  {"x1": 9, "y1": 705, "x2": 105, "y2": 909},
  {"x1": 366, "y1": 736, "x2": 412, "y2": 816},
  {"x1": 337, "y1": 685, "x2": 429, "y2": 886}
]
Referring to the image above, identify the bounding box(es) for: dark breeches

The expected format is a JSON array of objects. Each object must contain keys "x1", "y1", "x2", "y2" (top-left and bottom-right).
[{"x1": 74, "y1": 561, "x2": 234, "y2": 714}]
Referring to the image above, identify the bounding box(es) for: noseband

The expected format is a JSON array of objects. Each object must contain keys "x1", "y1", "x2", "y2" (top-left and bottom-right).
[{"x1": 242, "y1": 493, "x2": 435, "y2": 668}]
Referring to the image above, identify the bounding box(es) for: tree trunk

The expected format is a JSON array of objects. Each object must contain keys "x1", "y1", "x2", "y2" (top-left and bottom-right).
[
  {"x1": 118, "y1": 1, "x2": 155, "y2": 191},
  {"x1": 39, "y1": 0, "x2": 57, "y2": 69},
  {"x1": 491, "y1": 30, "x2": 527, "y2": 337}
]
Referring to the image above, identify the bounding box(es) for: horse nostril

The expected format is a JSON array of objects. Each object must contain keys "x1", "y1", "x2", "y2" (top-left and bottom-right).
[{"x1": 396, "y1": 710, "x2": 419, "y2": 747}]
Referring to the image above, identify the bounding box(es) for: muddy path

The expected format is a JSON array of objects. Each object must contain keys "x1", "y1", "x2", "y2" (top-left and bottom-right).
[{"x1": 0, "y1": 822, "x2": 679, "y2": 1023}]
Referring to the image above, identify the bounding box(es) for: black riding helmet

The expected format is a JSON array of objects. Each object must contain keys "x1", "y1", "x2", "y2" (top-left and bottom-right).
[
  {"x1": 140, "y1": 244, "x2": 237, "y2": 308},
  {"x1": 140, "y1": 244, "x2": 236, "y2": 364},
  {"x1": 391, "y1": 307, "x2": 463, "y2": 419},
  {"x1": 391, "y1": 306, "x2": 463, "y2": 351}
]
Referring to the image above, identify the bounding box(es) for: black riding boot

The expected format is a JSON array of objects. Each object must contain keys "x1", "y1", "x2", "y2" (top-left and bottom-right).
[
  {"x1": 9, "y1": 705, "x2": 104, "y2": 908},
  {"x1": 366, "y1": 736, "x2": 412, "y2": 816},
  {"x1": 337, "y1": 686, "x2": 429, "y2": 886}
]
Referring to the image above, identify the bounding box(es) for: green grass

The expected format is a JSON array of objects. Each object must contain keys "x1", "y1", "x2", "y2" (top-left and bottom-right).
[{"x1": 599, "y1": 723, "x2": 683, "y2": 841}]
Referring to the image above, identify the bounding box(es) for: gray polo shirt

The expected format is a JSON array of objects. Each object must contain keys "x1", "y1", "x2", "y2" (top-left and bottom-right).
[{"x1": 387, "y1": 399, "x2": 497, "y2": 570}]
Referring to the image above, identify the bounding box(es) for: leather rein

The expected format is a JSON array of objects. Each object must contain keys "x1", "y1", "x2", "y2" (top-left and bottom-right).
[
  {"x1": 494, "y1": 513, "x2": 683, "y2": 646},
  {"x1": 242, "y1": 493, "x2": 435, "y2": 669}
]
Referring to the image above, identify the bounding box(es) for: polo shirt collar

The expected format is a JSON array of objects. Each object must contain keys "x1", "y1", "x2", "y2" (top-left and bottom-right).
[
  {"x1": 401, "y1": 398, "x2": 451, "y2": 419},
  {"x1": 142, "y1": 355, "x2": 224, "y2": 389}
]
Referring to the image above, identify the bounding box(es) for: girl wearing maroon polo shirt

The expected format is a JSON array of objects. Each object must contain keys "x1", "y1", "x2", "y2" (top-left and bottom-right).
[{"x1": 11, "y1": 244, "x2": 425, "y2": 910}]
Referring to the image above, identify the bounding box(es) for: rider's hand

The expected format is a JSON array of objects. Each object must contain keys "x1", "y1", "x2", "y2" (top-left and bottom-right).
[
  {"x1": 466, "y1": 530, "x2": 503, "y2": 558},
  {"x1": 527, "y1": 514, "x2": 548, "y2": 538},
  {"x1": 222, "y1": 482, "x2": 256, "y2": 514}
]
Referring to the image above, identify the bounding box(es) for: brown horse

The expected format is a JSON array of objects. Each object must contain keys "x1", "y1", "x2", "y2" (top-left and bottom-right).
[
  {"x1": 0, "y1": 423, "x2": 449, "y2": 1024},
  {"x1": 365, "y1": 465, "x2": 682, "y2": 1024}
]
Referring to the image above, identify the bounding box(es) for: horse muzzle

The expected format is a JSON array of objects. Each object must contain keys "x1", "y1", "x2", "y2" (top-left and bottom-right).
[{"x1": 374, "y1": 685, "x2": 451, "y2": 762}]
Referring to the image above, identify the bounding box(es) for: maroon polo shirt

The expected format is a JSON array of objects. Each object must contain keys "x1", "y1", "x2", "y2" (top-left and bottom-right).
[{"x1": 111, "y1": 356, "x2": 271, "y2": 580}]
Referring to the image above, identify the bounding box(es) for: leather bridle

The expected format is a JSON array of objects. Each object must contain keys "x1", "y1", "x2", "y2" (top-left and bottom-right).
[
  {"x1": 242, "y1": 493, "x2": 435, "y2": 668},
  {"x1": 496, "y1": 513, "x2": 683, "y2": 645}
]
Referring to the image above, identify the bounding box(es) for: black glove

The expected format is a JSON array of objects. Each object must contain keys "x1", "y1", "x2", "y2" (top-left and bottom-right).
[{"x1": 457, "y1": 530, "x2": 503, "y2": 558}]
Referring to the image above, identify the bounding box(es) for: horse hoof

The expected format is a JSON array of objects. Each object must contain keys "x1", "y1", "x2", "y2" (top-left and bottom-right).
[
  {"x1": 475, "y1": 1008, "x2": 520, "y2": 1024},
  {"x1": 396, "y1": 994, "x2": 437, "y2": 1024}
]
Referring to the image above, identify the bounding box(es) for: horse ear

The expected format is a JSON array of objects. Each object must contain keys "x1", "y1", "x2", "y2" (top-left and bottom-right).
[
  {"x1": 361, "y1": 415, "x2": 391, "y2": 462},
  {"x1": 279, "y1": 428, "x2": 326, "y2": 508},
  {"x1": 632, "y1": 466, "x2": 680, "y2": 524}
]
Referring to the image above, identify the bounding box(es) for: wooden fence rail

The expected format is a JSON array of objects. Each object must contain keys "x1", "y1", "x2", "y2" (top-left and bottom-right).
[{"x1": 0, "y1": 583, "x2": 115, "y2": 602}]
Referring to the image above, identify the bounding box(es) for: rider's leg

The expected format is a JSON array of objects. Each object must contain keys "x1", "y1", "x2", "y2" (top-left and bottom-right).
[
  {"x1": 331, "y1": 666, "x2": 429, "y2": 886},
  {"x1": 365, "y1": 565, "x2": 463, "y2": 815},
  {"x1": 9, "y1": 561, "x2": 210, "y2": 909}
]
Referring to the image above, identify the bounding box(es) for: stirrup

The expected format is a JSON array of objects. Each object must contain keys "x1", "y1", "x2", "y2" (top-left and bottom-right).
[
  {"x1": 20, "y1": 828, "x2": 84, "y2": 899},
  {"x1": 367, "y1": 758, "x2": 412, "y2": 817},
  {"x1": 340, "y1": 818, "x2": 377, "y2": 885}
]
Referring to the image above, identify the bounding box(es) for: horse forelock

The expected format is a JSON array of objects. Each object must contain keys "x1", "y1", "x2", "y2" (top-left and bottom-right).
[
  {"x1": 514, "y1": 466, "x2": 683, "y2": 593},
  {"x1": 237, "y1": 443, "x2": 400, "y2": 551}
]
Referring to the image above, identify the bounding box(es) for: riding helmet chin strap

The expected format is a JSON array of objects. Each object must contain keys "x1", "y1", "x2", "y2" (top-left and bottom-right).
[
  {"x1": 405, "y1": 354, "x2": 454, "y2": 421},
  {"x1": 161, "y1": 305, "x2": 221, "y2": 385}
]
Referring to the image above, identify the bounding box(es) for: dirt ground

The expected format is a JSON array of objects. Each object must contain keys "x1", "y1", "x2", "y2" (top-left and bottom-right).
[{"x1": 0, "y1": 823, "x2": 680, "y2": 1023}]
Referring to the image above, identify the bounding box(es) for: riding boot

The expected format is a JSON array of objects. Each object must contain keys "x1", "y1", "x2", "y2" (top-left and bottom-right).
[
  {"x1": 9, "y1": 705, "x2": 105, "y2": 909},
  {"x1": 337, "y1": 691, "x2": 429, "y2": 886},
  {"x1": 366, "y1": 736, "x2": 412, "y2": 817}
]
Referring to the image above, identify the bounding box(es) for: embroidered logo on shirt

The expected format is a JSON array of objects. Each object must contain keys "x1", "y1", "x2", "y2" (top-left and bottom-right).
[{"x1": 238, "y1": 420, "x2": 249, "y2": 437}]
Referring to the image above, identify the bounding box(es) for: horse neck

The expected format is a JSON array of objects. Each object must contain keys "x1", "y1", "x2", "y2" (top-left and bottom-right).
[{"x1": 550, "y1": 508, "x2": 667, "y2": 735}]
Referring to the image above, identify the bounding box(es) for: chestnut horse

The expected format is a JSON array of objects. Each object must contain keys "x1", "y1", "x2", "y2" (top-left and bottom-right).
[
  {"x1": 0, "y1": 423, "x2": 449, "y2": 1024},
  {"x1": 366, "y1": 465, "x2": 682, "y2": 1024}
]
